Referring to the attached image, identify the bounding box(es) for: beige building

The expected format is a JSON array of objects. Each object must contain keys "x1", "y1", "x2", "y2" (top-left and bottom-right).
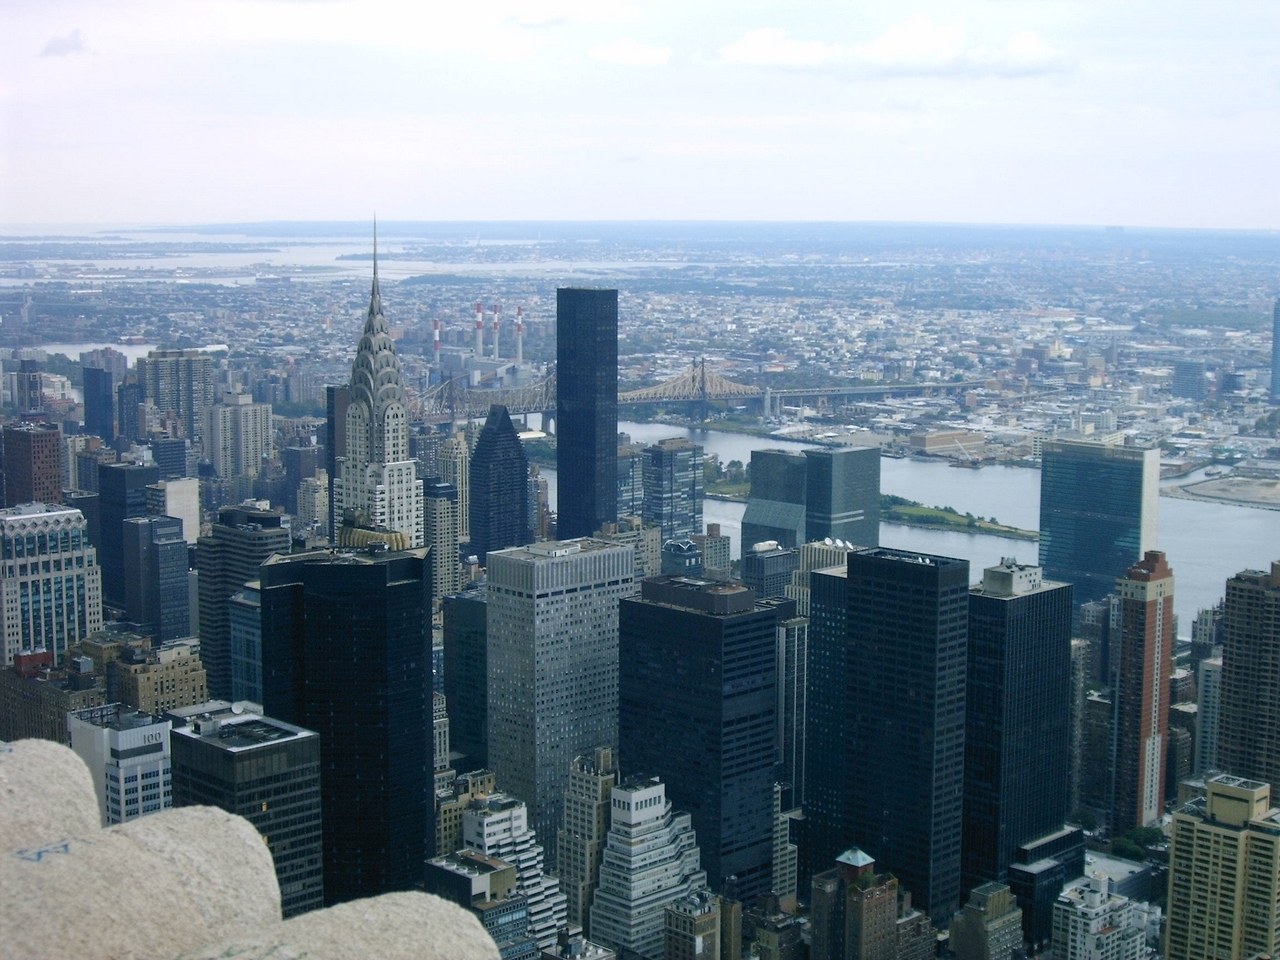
[
  {"x1": 436, "y1": 769, "x2": 496, "y2": 858},
  {"x1": 1166, "y1": 775, "x2": 1280, "y2": 960},
  {"x1": 558, "y1": 747, "x2": 617, "y2": 935},
  {"x1": 110, "y1": 639, "x2": 208, "y2": 714},
  {"x1": 441, "y1": 433, "x2": 471, "y2": 541},
  {"x1": 950, "y1": 883, "x2": 1022, "y2": 960},
  {"x1": 0, "y1": 649, "x2": 107, "y2": 743},
  {"x1": 594, "y1": 517, "x2": 662, "y2": 579}
]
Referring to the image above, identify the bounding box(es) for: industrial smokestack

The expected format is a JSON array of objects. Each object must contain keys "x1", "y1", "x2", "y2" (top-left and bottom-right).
[
  {"x1": 492, "y1": 305, "x2": 501, "y2": 359},
  {"x1": 516, "y1": 306, "x2": 524, "y2": 364},
  {"x1": 474, "y1": 302, "x2": 484, "y2": 357}
]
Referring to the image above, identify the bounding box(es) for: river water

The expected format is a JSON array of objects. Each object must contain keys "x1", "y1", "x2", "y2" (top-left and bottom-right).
[{"x1": 536, "y1": 421, "x2": 1280, "y2": 634}]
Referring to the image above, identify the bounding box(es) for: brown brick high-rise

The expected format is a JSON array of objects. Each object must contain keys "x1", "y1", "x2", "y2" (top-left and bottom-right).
[
  {"x1": 2, "y1": 423, "x2": 62, "y2": 507},
  {"x1": 1218, "y1": 562, "x2": 1280, "y2": 786},
  {"x1": 1111, "y1": 550, "x2": 1174, "y2": 830}
]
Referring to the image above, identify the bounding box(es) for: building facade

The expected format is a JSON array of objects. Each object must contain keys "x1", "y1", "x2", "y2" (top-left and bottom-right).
[
  {"x1": 1218, "y1": 563, "x2": 1280, "y2": 786},
  {"x1": 170, "y1": 705, "x2": 324, "y2": 918},
  {"x1": 259, "y1": 546, "x2": 433, "y2": 906},
  {"x1": 3, "y1": 423, "x2": 63, "y2": 508},
  {"x1": 443, "y1": 587, "x2": 488, "y2": 770},
  {"x1": 1111, "y1": 551, "x2": 1175, "y2": 830},
  {"x1": 589, "y1": 775, "x2": 708, "y2": 960},
  {"x1": 67, "y1": 702, "x2": 172, "y2": 825},
  {"x1": 963, "y1": 560, "x2": 1074, "y2": 893},
  {"x1": 98, "y1": 461, "x2": 161, "y2": 609},
  {"x1": 556, "y1": 288, "x2": 618, "y2": 540},
  {"x1": 642, "y1": 437, "x2": 703, "y2": 543},
  {"x1": 122, "y1": 515, "x2": 189, "y2": 643},
  {"x1": 1051, "y1": 875, "x2": 1148, "y2": 960},
  {"x1": 135, "y1": 349, "x2": 216, "y2": 443},
  {"x1": 469, "y1": 405, "x2": 531, "y2": 562},
  {"x1": 558, "y1": 747, "x2": 618, "y2": 935},
  {"x1": 619, "y1": 576, "x2": 778, "y2": 899},
  {"x1": 0, "y1": 503, "x2": 102, "y2": 665},
  {"x1": 82, "y1": 366, "x2": 116, "y2": 442},
  {"x1": 204, "y1": 392, "x2": 273, "y2": 478},
  {"x1": 486, "y1": 539, "x2": 634, "y2": 859},
  {"x1": 1038, "y1": 440, "x2": 1159, "y2": 606},
  {"x1": 336, "y1": 255, "x2": 424, "y2": 547}
]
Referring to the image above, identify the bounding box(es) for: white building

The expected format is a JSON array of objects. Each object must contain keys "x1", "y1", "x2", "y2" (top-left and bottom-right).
[
  {"x1": 204, "y1": 392, "x2": 272, "y2": 478},
  {"x1": 1051, "y1": 874, "x2": 1151, "y2": 960},
  {"x1": 336, "y1": 254, "x2": 424, "y2": 547},
  {"x1": 67, "y1": 703, "x2": 172, "y2": 825},
  {"x1": 296, "y1": 470, "x2": 329, "y2": 539},
  {"x1": 486, "y1": 539, "x2": 636, "y2": 856},
  {"x1": 0, "y1": 503, "x2": 103, "y2": 665},
  {"x1": 146, "y1": 478, "x2": 201, "y2": 546},
  {"x1": 441, "y1": 433, "x2": 470, "y2": 542},
  {"x1": 463, "y1": 792, "x2": 568, "y2": 950},
  {"x1": 589, "y1": 776, "x2": 708, "y2": 960},
  {"x1": 1195, "y1": 656, "x2": 1223, "y2": 776}
]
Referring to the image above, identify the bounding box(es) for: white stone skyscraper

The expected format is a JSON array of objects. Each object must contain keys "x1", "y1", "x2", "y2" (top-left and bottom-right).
[
  {"x1": 486, "y1": 538, "x2": 635, "y2": 861},
  {"x1": 590, "y1": 775, "x2": 708, "y2": 960},
  {"x1": 336, "y1": 241, "x2": 424, "y2": 547},
  {"x1": 463, "y1": 792, "x2": 568, "y2": 950}
]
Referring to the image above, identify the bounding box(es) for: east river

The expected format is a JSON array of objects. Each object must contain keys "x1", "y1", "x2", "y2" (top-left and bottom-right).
[{"x1": 534, "y1": 420, "x2": 1280, "y2": 634}]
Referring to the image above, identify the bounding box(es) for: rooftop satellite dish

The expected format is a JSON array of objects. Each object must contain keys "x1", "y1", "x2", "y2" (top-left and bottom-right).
[
  {"x1": 230, "y1": 703, "x2": 245, "y2": 715},
  {"x1": 824, "y1": 537, "x2": 834, "y2": 546}
]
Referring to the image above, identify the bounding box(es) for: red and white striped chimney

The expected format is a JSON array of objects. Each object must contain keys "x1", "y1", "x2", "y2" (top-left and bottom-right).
[
  {"x1": 492, "y1": 305, "x2": 500, "y2": 359},
  {"x1": 516, "y1": 306, "x2": 524, "y2": 364},
  {"x1": 474, "y1": 302, "x2": 484, "y2": 356},
  {"x1": 433, "y1": 317, "x2": 441, "y2": 367}
]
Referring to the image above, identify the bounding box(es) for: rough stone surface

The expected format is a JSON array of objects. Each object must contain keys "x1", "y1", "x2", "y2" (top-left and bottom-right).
[
  {"x1": 0, "y1": 739, "x2": 500, "y2": 960},
  {"x1": 181, "y1": 892, "x2": 502, "y2": 960}
]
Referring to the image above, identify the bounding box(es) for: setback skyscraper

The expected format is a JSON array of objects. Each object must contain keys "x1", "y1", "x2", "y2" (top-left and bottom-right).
[
  {"x1": 486, "y1": 539, "x2": 634, "y2": 861},
  {"x1": 260, "y1": 546, "x2": 433, "y2": 906},
  {"x1": 846, "y1": 548, "x2": 969, "y2": 922},
  {"x1": 336, "y1": 248, "x2": 424, "y2": 547},
  {"x1": 1038, "y1": 440, "x2": 1158, "y2": 607},
  {"x1": 468, "y1": 405, "x2": 531, "y2": 562},
  {"x1": 556, "y1": 288, "x2": 618, "y2": 539},
  {"x1": 963, "y1": 560, "x2": 1073, "y2": 894},
  {"x1": 619, "y1": 575, "x2": 778, "y2": 899},
  {"x1": 122, "y1": 515, "x2": 189, "y2": 643}
]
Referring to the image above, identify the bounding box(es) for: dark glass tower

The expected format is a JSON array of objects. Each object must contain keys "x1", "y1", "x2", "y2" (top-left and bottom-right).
[
  {"x1": 468, "y1": 405, "x2": 530, "y2": 561},
  {"x1": 442, "y1": 586, "x2": 488, "y2": 769},
  {"x1": 741, "y1": 449, "x2": 807, "y2": 552},
  {"x1": 803, "y1": 447, "x2": 880, "y2": 547},
  {"x1": 83, "y1": 366, "x2": 115, "y2": 442},
  {"x1": 260, "y1": 547, "x2": 433, "y2": 907},
  {"x1": 619, "y1": 575, "x2": 777, "y2": 899},
  {"x1": 641, "y1": 438, "x2": 703, "y2": 542},
  {"x1": 1038, "y1": 440, "x2": 1158, "y2": 606},
  {"x1": 962, "y1": 560, "x2": 1073, "y2": 894},
  {"x1": 556, "y1": 288, "x2": 617, "y2": 539},
  {"x1": 846, "y1": 548, "x2": 969, "y2": 921},
  {"x1": 97, "y1": 461, "x2": 160, "y2": 609},
  {"x1": 116, "y1": 381, "x2": 144, "y2": 442},
  {"x1": 170, "y1": 706, "x2": 324, "y2": 917},
  {"x1": 122, "y1": 515, "x2": 190, "y2": 642},
  {"x1": 324, "y1": 384, "x2": 349, "y2": 543},
  {"x1": 196, "y1": 504, "x2": 291, "y2": 700}
]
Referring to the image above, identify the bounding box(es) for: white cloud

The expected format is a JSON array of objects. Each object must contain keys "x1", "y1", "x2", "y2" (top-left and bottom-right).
[
  {"x1": 591, "y1": 38, "x2": 672, "y2": 66},
  {"x1": 39, "y1": 29, "x2": 86, "y2": 58},
  {"x1": 718, "y1": 28, "x2": 839, "y2": 67},
  {"x1": 850, "y1": 17, "x2": 1070, "y2": 78}
]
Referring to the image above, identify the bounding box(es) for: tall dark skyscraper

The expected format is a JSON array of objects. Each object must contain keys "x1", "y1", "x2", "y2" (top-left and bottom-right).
[
  {"x1": 804, "y1": 563, "x2": 850, "y2": 886},
  {"x1": 641, "y1": 437, "x2": 703, "y2": 542},
  {"x1": 324, "y1": 384, "x2": 350, "y2": 543},
  {"x1": 197, "y1": 504, "x2": 291, "y2": 700},
  {"x1": 741, "y1": 447, "x2": 879, "y2": 557},
  {"x1": 122, "y1": 515, "x2": 189, "y2": 642},
  {"x1": 468, "y1": 404, "x2": 530, "y2": 562},
  {"x1": 1218, "y1": 562, "x2": 1280, "y2": 786},
  {"x1": 82, "y1": 366, "x2": 115, "y2": 442},
  {"x1": 846, "y1": 548, "x2": 969, "y2": 921},
  {"x1": 962, "y1": 560, "x2": 1073, "y2": 894},
  {"x1": 116, "y1": 380, "x2": 144, "y2": 442},
  {"x1": 556, "y1": 288, "x2": 617, "y2": 539},
  {"x1": 442, "y1": 586, "x2": 488, "y2": 769},
  {"x1": 1038, "y1": 440, "x2": 1158, "y2": 607},
  {"x1": 260, "y1": 546, "x2": 433, "y2": 907},
  {"x1": 97, "y1": 461, "x2": 160, "y2": 609},
  {"x1": 619, "y1": 575, "x2": 777, "y2": 899}
]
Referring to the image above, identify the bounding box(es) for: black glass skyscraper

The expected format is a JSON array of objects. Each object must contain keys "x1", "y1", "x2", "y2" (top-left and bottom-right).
[
  {"x1": 846, "y1": 548, "x2": 969, "y2": 921},
  {"x1": 468, "y1": 405, "x2": 530, "y2": 562},
  {"x1": 83, "y1": 366, "x2": 115, "y2": 443},
  {"x1": 97, "y1": 461, "x2": 160, "y2": 609},
  {"x1": 260, "y1": 547, "x2": 433, "y2": 907},
  {"x1": 122, "y1": 515, "x2": 189, "y2": 642},
  {"x1": 619, "y1": 575, "x2": 777, "y2": 899},
  {"x1": 442, "y1": 586, "x2": 488, "y2": 769},
  {"x1": 116, "y1": 381, "x2": 144, "y2": 443},
  {"x1": 556, "y1": 288, "x2": 617, "y2": 539},
  {"x1": 962, "y1": 560, "x2": 1073, "y2": 895},
  {"x1": 324, "y1": 384, "x2": 349, "y2": 543}
]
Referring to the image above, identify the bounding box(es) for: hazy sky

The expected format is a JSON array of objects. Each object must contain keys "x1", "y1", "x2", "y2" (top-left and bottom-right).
[{"x1": 3, "y1": 1, "x2": 1278, "y2": 228}]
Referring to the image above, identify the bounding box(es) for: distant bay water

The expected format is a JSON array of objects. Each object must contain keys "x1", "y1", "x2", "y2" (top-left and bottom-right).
[{"x1": 534, "y1": 421, "x2": 1280, "y2": 634}]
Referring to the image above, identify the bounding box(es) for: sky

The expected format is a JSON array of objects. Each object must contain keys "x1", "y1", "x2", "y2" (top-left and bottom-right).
[{"x1": 2, "y1": 1, "x2": 1279, "y2": 229}]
